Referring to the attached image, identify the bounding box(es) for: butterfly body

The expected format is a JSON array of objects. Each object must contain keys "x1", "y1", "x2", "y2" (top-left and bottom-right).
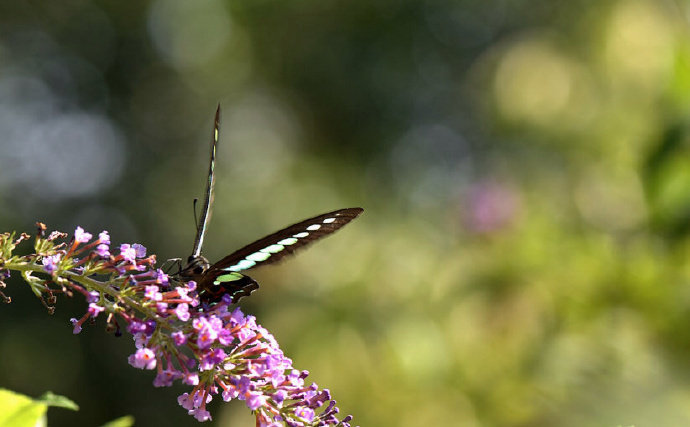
[
  {"x1": 178, "y1": 255, "x2": 259, "y2": 304},
  {"x1": 175, "y1": 106, "x2": 362, "y2": 304}
]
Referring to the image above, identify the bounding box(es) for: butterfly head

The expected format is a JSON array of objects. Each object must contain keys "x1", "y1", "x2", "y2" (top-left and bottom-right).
[{"x1": 179, "y1": 255, "x2": 210, "y2": 281}]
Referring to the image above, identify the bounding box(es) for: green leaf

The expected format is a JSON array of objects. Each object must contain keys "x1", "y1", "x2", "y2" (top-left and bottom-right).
[
  {"x1": 0, "y1": 388, "x2": 47, "y2": 427},
  {"x1": 21, "y1": 271, "x2": 46, "y2": 298},
  {"x1": 99, "y1": 415, "x2": 136, "y2": 427},
  {"x1": 0, "y1": 232, "x2": 14, "y2": 258},
  {"x1": 36, "y1": 391, "x2": 79, "y2": 411},
  {"x1": 0, "y1": 389, "x2": 78, "y2": 427}
]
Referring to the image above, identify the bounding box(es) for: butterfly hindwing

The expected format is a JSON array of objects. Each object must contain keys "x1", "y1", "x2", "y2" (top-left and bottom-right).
[
  {"x1": 207, "y1": 207, "x2": 364, "y2": 275},
  {"x1": 199, "y1": 271, "x2": 259, "y2": 304}
]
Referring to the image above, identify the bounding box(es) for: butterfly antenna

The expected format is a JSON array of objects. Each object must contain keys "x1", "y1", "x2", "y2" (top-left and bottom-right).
[{"x1": 191, "y1": 104, "x2": 221, "y2": 258}]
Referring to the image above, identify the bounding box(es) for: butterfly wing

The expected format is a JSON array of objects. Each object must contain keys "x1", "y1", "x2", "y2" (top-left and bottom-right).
[
  {"x1": 191, "y1": 104, "x2": 221, "y2": 259},
  {"x1": 198, "y1": 271, "x2": 259, "y2": 304},
  {"x1": 205, "y1": 207, "x2": 364, "y2": 276}
]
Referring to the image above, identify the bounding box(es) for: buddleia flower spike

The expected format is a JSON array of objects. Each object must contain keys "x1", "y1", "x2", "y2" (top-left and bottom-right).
[{"x1": 0, "y1": 225, "x2": 356, "y2": 425}]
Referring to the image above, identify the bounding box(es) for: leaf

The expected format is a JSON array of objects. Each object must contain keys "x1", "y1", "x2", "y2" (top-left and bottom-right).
[
  {"x1": 0, "y1": 389, "x2": 79, "y2": 427},
  {"x1": 99, "y1": 415, "x2": 136, "y2": 427},
  {"x1": 21, "y1": 271, "x2": 46, "y2": 298},
  {"x1": 36, "y1": 391, "x2": 79, "y2": 411},
  {"x1": 0, "y1": 388, "x2": 48, "y2": 427},
  {"x1": 0, "y1": 232, "x2": 14, "y2": 257}
]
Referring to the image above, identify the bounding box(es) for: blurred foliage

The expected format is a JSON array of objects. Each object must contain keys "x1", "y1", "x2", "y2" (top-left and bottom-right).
[
  {"x1": 0, "y1": 388, "x2": 79, "y2": 427},
  {"x1": 3, "y1": 0, "x2": 690, "y2": 426}
]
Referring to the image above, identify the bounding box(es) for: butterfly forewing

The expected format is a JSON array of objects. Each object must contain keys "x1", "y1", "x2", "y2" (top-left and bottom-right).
[
  {"x1": 205, "y1": 207, "x2": 363, "y2": 276},
  {"x1": 191, "y1": 105, "x2": 221, "y2": 259}
]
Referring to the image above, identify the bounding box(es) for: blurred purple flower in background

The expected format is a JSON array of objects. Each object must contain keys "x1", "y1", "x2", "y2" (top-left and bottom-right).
[{"x1": 464, "y1": 181, "x2": 521, "y2": 234}]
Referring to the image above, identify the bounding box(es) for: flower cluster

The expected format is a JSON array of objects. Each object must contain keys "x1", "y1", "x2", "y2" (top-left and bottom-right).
[{"x1": 0, "y1": 225, "x2": 354, "y2": 426}]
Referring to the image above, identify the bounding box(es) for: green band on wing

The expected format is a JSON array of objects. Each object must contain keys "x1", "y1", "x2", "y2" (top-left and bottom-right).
[
  {"x1": 262, "y1": 244, "x2": 285, "y2": 253},
  {"x1": 247, "y1": 251, "x2": 271, "y2": 262},
  {"x1": 214, "y1": 272, "x2": 244, "y2": 284},
  {"x1": 225, "y1": 259, "x2": 257, "y2": 272},
  {"x1": 277, "y1": 237, "x2": 298, "y2": 245}
]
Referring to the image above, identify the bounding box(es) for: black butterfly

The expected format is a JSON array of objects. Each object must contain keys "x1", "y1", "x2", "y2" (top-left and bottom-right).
[{"x1": 176, "y1": 105, "x2": 363, "y2": 304}]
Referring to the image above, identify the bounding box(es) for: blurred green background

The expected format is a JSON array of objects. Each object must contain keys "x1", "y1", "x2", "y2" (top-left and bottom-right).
[{"x1": 2, "y1": 0, "x2": 690, "y2": 426}]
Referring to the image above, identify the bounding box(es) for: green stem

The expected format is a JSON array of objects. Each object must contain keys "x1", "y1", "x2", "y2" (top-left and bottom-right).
[{"x1": 3, "y1": 259, "x2": 174, "y2": 330}]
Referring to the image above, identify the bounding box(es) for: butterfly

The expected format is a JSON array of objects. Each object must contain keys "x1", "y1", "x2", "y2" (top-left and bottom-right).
[{"x1": 175, "y1": 105, "x2": 363, "y2": 304}]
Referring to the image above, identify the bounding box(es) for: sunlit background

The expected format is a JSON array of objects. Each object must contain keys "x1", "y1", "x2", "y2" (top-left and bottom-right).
[{"x1": 3, "y1": 0, "x2": 690, "y2": 425}]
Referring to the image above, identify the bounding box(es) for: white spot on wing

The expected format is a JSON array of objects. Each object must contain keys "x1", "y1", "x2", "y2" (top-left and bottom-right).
[
  {"x1": 306, "y1": 224, "x2": 321, "y2": 231},
  {"x1": 323, "y1": 217, "x2": 336, "y2": 224},
  {"x1": 293, "y1": 232, "x2": 309, "y2": 238}
]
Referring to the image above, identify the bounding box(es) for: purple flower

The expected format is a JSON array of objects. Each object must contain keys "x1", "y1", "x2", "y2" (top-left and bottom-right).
[
  {"x1": 177, "y1": 393, "x2": 195, "y2": 410},
  {"x1": 179, "y1": 391, "x2": 211, "y2": 410},
  {"x1": 127, "y1": 319, "x2": 147, "y2": 335},
  {"x1": 120, "y1": 244, "x2": 136, "y2": 263},
  {"x1": 129, "y1": 347, "x2": 157, "y2": 370},
  {"x1": 246, "y1": 392, "x2": 268, "y2": 410},
  {"x1": 222, "y1": 388, "x2": 239, "y2": 402},
  {"x1": 155, "y1": 269, "x2": 169, "y2": 286},
  {"x1": 172, "y1": 331, "x2": 187, "y2": 346},
  {"x1": 248, "y1": 359, "x2": 267, "y2": 376},
  {"x1": 133, "y1": 243, "x2": 146, "y2": 258},
  {"x1": 231, "y1": 307, "x2": 245, "y2": 324},
  {"x1": 96, "y1": 243, "x2": 110, "y2": 257},
  {"x1": 177, "y1": 286, "x2": 189, "y2": 299},
  {"x1": 287, "y1": 369, "x2": 304, "y2": 387},
  {"x1": 98, "y1": 230, "x2": 110, "y2": 244},
  {"x1": 272, "y1": 389, "x2": 287, "y2": 406},
  {"x1": 295, "y1": 407, "x2": 315, "y2": 422},
  {"x1": 154, "y1": 368, "x2": 182, "y2": 387},
  {"x1": 190, "y1": 408, "x2": 211, "y2": 422},
  {"x1": 42, "y1": 254, "x2": 61, "y2": 274},
  {"x1": 269, "y1": 370, "x2": 286, "y2": 388},
  {"x1": 74, "y1": 226, "x2": 93, "y2": 243},
  {"x1": 70, "y1": 317, "x2": 82, "y2": 334},
  {"x1": 145, "y1": 285, "x2": 162, "y2": 301},
  {"x1": 175, "y1": 303, "x2": 190, "y2": 321},
  {"x1": 86, "y1": 291, "x2": 100, "y2": 303},
  {"x1": 133, "y1": 333, "x2": 149, "y2": 349},
  {"x1": 194, "y1": 317, "x2": 223, "y2": 350},
  {"x1": 144, "y1": 319, "x2": 157, "y2": 335},
  {"x1": 88, "y1": 303, "x2": 105, "y2": 318},
  {"x1": 196, "y1": 327, "x2": 217, "y2": 350},
  {"x1": 465, "y1": 182, "x2": 520, "y2": 233},
  {"x1": 217, "y1": 328, "x2": 235, "y2": 346},
  {"x1": 237, "y1": 376, "x2": 251, "y2": 394},
  {"x1": 199, "y1": 348, "x2": 227, "y2": 371},
  {"x1": 183, "y1": 372, "x2": 199, "y2": 386}
]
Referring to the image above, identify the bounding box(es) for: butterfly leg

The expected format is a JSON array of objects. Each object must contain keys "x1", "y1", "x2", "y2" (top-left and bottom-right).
[{"x1": 161, "y1": 258, "x2": 183, "y2": 275}]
